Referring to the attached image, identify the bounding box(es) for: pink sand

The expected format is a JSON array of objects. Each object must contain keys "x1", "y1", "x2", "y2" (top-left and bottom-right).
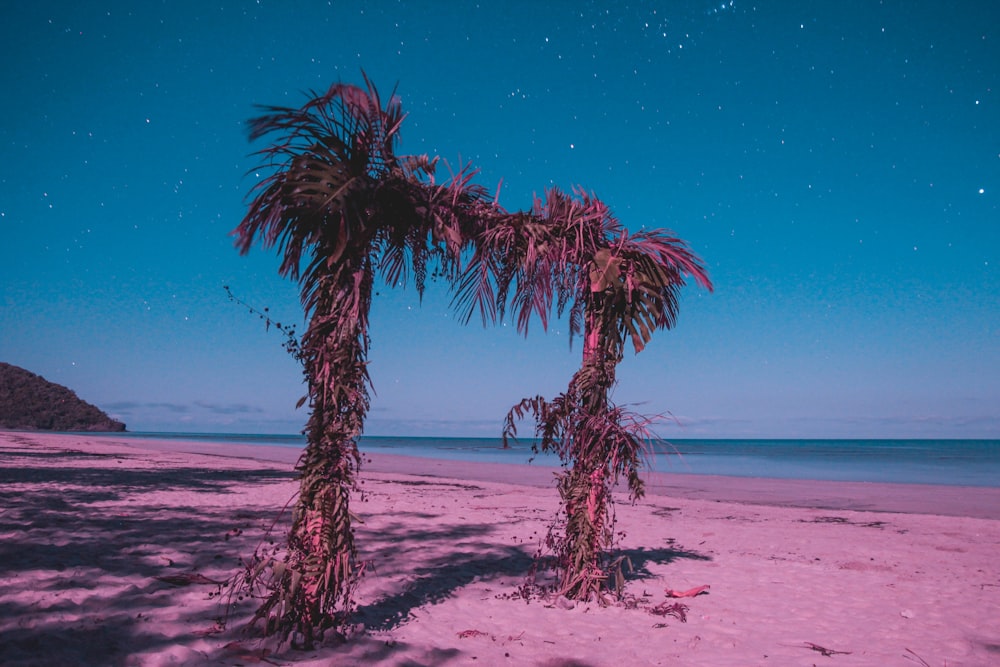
[{"x1": 1, "y1": 431, "x2": 998, "y2": 666}]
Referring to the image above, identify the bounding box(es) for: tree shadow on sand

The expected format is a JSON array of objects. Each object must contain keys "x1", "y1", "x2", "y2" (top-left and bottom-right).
[
  {"x1": 0, "y1": 462, "x2": 294, "y2": 498},
  {"x1": 0, "y1": 454, "x2": 293, "y2": 666},
  {"x1": 0, "y1": 446, "x2": 712, "y2": 666},
  {"x1": 350, "y1": 519, "x2": 712, "y2": 634},
  {"x1": 347, "y1": 517, "x2": 531, "y2": 632},
  {"x1": 621, "y1": 540, "x2": 713, "y2": 581}
]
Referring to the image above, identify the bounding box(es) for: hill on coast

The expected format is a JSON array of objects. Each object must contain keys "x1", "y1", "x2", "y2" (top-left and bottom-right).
[{"x1": 0, "y1": 362, "x2": 126, "y2": 432}]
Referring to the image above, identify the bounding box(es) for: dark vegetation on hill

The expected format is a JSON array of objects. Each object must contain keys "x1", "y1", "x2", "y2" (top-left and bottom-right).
[{"x1": 0, "y1": 362, "x2": 126, "y2": 432}]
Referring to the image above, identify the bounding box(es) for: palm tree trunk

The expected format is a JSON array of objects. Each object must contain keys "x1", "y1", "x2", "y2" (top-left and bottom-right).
[
  {"x1": 252, "y1": 272, "x2": 371, "y2": 647},
  {"x1": 282, "y1": 406, "x2": 362, "y2": 645},
  {"x1": 556, "y1": 302, "x2": 617, "y2": 601},
  {"x1": 555, "y1": 446, "x2": 611, "y2": 599}
]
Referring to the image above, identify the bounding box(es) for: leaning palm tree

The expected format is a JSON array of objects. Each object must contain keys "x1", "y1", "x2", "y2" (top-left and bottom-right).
[
  {"x1": 232, "y1": 76, "x2": 493, "y2": 646},
  {"x1": 457, "y1": 187, "x2": 712, "y2": 602}
]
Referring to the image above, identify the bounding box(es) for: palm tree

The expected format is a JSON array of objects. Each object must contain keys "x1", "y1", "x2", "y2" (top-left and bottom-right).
[
  {"x1": 232, "y1": 75, "x2": 493, "y2": 646},
  {"x1": 457, "y1": 187, "x2": 712, "y2": 602}
]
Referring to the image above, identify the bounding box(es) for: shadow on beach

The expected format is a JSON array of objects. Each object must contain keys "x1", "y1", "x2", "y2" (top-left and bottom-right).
[
  {"x1": 0, "y1": 439, "x2": 715, "y2": 666},
  {"x1": 352, "y1": 511, "x2": 712, "y2": 634},
  {"x1": 356, "y1": 520, "x2": 534, "y2": 632},
  {"x1": 0, "y1": 444, "x2": 297, "y2": 666}
]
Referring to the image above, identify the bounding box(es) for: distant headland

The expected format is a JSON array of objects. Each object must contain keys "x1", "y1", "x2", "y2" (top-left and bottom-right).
[{"x1": 0, "y1": 362, "x2": 126, "y2": 432}]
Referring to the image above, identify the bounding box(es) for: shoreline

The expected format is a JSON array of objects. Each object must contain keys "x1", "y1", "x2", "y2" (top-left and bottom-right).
[
  {"x1": 32, "y1": 431, "x2": 1000, "y2": 520},
  {"x1": 2, "y1": 429, "x2": 999, "y2": 666}
]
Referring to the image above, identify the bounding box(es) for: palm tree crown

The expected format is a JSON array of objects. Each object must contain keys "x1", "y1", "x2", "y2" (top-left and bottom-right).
[
  {"x1": 457, "y1": 186, "x2": 712, "y2": 354},
  {"x1": 236, "y1": 74, "x2": 491, "y2": 314}
]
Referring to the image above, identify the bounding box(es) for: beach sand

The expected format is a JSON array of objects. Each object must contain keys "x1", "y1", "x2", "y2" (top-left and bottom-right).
[{"x1": 1, "y1": 431, "x2": 998, "y2": 666}]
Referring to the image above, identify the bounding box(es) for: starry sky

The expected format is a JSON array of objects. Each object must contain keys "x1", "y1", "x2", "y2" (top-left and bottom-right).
[{"x1": 1, "y1": 1, "x2": 997, "y2": 439}]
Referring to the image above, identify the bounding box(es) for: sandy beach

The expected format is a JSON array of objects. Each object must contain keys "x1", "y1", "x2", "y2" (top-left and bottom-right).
[{"x1": 1, "y1": 431, "x2": 998, "y2": 666}]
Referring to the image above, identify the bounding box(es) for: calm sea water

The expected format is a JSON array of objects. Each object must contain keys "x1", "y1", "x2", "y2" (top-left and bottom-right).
[{"x1": 119, "y1": 433, "x2": 1000, "y2": 488}]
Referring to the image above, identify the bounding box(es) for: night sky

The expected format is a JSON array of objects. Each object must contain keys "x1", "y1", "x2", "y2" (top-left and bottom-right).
[{"x1": 2, "y1": 1, "x2": 997, "y2": 438}]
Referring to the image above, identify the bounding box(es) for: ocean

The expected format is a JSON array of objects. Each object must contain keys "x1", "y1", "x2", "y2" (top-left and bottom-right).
[{"x1": 117, "y1": 433, "x2": 1000, "y2": 488}]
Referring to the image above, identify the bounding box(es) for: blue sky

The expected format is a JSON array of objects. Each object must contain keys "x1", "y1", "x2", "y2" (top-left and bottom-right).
[{"x1": 1, "y1": 1, "x2": 997, "y2": 438}]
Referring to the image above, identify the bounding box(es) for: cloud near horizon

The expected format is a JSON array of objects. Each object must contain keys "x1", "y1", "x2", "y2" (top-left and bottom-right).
[{"x1": 106, "y1": 400, "x2": 264, "y2": 416}]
